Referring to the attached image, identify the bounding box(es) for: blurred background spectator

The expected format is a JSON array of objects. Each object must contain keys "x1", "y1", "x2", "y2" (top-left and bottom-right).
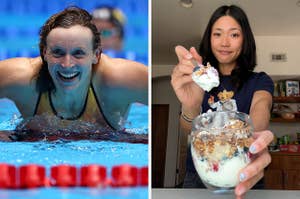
[
  {"x1": 0, "y1": 0, "x2": 148, "y2": 65},
  {"x1": 91, "y1": 5, "x2": 139, "y2": 62},
  {"x1": 92, "y1": 5, "x2": 126, "y2": 51}
]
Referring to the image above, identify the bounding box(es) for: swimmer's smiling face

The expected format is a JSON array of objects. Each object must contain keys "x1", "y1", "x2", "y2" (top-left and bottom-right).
[{"x1": 44, "y1": 25, "x2": 99, "y2": 92}]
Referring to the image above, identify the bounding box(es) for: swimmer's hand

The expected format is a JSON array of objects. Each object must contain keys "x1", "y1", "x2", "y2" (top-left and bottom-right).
[{"x1": 0, "y1": 131, "x2": 15, "y2": 142}]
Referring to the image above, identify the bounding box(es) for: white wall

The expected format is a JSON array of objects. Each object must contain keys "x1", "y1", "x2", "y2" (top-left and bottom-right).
[
  {"x1": 255, "y1": 36, "x2": 300, "y2": 77},
  {"x1": 255, "y1": 35, "x2": 300, "y2": 141}
]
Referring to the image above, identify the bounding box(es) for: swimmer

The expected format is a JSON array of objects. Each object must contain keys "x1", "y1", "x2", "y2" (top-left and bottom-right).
[{"x1": 0, "y1": 7, "x2": 148, "y2": 137}]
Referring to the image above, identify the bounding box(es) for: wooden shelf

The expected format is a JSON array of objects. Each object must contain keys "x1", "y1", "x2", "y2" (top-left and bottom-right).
[
  {"x1": 270, "y1": 117, "x2": 300, "y2": 123},
  {"x1": 270, "y1": 151, "x2": 300, "y2": 156},
  {"x1": 273, "y1": 96, "x2": 300, "y2": 103}
]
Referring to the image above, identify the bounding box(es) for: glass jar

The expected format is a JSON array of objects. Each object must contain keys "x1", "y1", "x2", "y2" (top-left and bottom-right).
[{"x1": 191, "y1": 111, "x2": 254, "y2": 193}]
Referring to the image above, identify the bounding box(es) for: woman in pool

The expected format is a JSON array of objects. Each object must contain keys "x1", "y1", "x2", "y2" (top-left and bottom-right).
[
  {"x1": 171, "y1": 5, "x2": 273, "y2": 199},
  {"x1": 0, "y1": 7, "x2": 147, "y2": 132}
]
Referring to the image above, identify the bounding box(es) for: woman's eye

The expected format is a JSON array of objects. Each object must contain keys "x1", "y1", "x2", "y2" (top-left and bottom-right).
[
  {"x1": 212, "y1": 32, "x2": 221, "y2": 37},
  {"x1": 231, "y1": 33, "x2": 240, "y2": 38}
]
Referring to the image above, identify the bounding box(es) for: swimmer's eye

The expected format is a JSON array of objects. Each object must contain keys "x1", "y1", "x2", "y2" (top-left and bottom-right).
[
  {"x1": 72, "y1": 49, "x2": 86, "y2": 58},
  {"x1": 51, "y1": 49, "x2": 65, "y2": 57}
]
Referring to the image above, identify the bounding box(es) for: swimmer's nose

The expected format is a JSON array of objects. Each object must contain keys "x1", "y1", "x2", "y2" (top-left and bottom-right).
[{"x1": 61, "y1": 55, "x2": 74, "y2": 68}]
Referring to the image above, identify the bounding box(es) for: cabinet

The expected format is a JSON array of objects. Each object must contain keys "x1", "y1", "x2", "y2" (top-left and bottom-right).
[{"x1": 264, "y1": 152, "x2": 300, "y2": 190}]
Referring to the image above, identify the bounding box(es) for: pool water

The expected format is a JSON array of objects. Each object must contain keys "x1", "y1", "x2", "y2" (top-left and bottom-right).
[
  {"x1": 0, "y1": 141, "x2": 148, "y2": 169},
  {"x1": 0, "y1": 141, "x2": 148, "y2": 199},
  {"x1": 0, "y1": 187, "x2": 147, "y2": 199},
  {"x1": 0, "y1": 98, "x2": 148, "y2": 199}
]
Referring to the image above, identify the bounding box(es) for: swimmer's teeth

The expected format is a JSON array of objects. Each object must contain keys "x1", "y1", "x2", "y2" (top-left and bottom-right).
[{"x1": 59, "y1": 72, "x2": 78, "y2": 79}]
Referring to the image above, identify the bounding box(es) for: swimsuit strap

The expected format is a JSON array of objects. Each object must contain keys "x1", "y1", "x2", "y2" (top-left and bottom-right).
[{"x1": 34, "y1": 87, "x2": 115, "y2": 129}]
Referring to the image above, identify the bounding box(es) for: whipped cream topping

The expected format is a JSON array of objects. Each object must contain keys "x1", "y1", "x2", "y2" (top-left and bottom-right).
[{"x1": 192, "y1": 63, "x2": 220, "y2": 91}]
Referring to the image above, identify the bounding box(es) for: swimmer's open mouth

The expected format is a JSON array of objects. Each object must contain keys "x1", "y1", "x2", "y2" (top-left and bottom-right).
[{"x1": 57, "y1": 71, "x2": 80, "y2": 81}]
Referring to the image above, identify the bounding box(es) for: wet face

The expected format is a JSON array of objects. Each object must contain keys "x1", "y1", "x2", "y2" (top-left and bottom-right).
[
  {"x1": 44, "y1": 25, "x2": 98, "y2": 92},
  {"x1": 210, "y1": 16, "x2": 243, "y2": 68},
  {"x1": 92, "y1": 19, "x2": 122, "y2": 51}
]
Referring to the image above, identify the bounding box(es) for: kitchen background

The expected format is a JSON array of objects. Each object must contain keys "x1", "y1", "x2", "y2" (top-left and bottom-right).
[{"x1": 152, "y1": 0, "x2": 300, "y2": 190}]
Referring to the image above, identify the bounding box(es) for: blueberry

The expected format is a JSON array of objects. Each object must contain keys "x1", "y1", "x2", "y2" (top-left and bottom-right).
[{"x1": 193, "y1": 66, "x2": 200, "y2": 72}]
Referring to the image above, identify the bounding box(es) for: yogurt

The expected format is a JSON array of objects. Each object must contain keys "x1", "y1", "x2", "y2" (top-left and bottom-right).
[
  {"x1": 191, "y1": 116, "x2": 253, "y2": 190},
  {"x1": 192, "y1": 62, "x2": 219, "y2": 92},
  {"x1": 191, "y1": 143, "x2": 250, "y2": 188}
]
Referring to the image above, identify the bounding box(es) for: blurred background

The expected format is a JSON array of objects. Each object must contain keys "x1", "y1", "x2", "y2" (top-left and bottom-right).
[{"x1": 0, "y1": 0, "x2": 148, "y2": 65}]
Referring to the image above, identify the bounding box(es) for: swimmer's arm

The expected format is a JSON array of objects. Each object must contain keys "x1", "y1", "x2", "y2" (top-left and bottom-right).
[
  {"x1": 0, "y1": 131, "x2": 15, "y2": 142},
  {"x1": 0, "y1": 57, "x2": 42, "y2": 87},
  {"x1": 96, "y1": 54, "x2": 148, "y2": 105},
  {"x1": 0, "y1": 57, "x2": 42, "y2": 116},
  {"x1": 116, "y1": 59, "x2": 148, "y2": 105},
  {"x1": 249, "y1": 90, "x2": 272, "y2": 131}
]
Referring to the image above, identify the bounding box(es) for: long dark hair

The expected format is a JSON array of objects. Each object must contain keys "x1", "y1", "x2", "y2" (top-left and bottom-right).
[
  {"x1": 199, "y1": 5, "x2": 256, "y2": 91},
  {"x1": 36, "y1": 6, "x2": 101, "y2": 93}
]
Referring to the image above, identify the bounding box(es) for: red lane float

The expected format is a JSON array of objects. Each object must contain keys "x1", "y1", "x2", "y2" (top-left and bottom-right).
[
  {"x1": 139, "y1": 166, "x2": 148, "y2": 186},
  {"x1": 0, "y1": 164, "x2": 17, "y2": 189},
  {"x1": 111, "y1": 164, "x2": 138, "y2": 187},
  {"x1": 51, "y1": 165, "x2": 77, "y2": 187},
  {"x1": 80, "y1": 164, "x2": 106, "y2": 187},
  {"x1": 0, "y1": 163, "x2": 148, "y2": 189},
  {"x1": 19, "y1": 164, "x2": 46, "y2": 188}
]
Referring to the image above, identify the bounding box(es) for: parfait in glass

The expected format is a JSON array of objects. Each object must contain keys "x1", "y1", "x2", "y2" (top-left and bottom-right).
[{"x1": 191, "y1": 111, "x2": 254, "y2": 193}]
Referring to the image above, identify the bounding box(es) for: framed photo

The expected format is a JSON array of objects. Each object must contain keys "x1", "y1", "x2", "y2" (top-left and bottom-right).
[{"x1": 285, "y1": 80, "x2": 299, "y2": 96}]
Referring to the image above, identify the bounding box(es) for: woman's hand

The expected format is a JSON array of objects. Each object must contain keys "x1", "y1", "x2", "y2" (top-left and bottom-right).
[
  {"x1": 235, "y1": 130, "x2": 274, "y2": 199},
  {"x1": 171, "y1": 45, "x2": 204, "y2": 117}
]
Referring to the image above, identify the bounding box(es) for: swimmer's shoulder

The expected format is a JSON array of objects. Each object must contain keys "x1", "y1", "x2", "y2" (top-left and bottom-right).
[
  {"x1": 0, "y1": 56, "x2": 42, "y2": 76},
  {"x1": 94, "y1": 53, "x2": 147, "y2": 87},
  {"x1": 0, "y1": 57, "x2": 42, "y2": 84}
]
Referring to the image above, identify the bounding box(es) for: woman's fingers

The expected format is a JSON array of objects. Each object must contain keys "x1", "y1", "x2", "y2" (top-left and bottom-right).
[
  {"x1": 250, "y1": 130, "x2": 274, "y2": 154},
  {"x1": 175, "y1": 45, "x2": 192, "y2": 61},
  {"x1": 172, "y1": 46, "x2": 197, "y2": 86},
  {"x1": 189, "y1": 47, "x2": 202, "y2": 65},
  {"x1": 239, "y1": 149, "x2": 271, "y2": 181},
  {"x1": 171, "y1": 73, "x2": 193, "y2": 91},
  {"x1": 235, "y1": 170, "x2": 264, "y2": 196},
  {"x1": 235, "y1": 193, "x2": 245, "y2": 199},
  {"x1": 172, "y1": 63, "x2": 194, "y2": 77},
  {"x1": 233, "y1": 130, "x2": 273, "y2": 197},
  {"x1": 175, "y1": 45, "x2": 200, "y2": 68}
]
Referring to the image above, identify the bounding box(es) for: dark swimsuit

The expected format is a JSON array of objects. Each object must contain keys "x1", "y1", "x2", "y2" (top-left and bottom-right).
[
  {"x1": 8, "y1": 87, "x2": 148, "y2": 144},
  {"x1": 34, "y1": 86, "x2": 114, "y2": 130}
]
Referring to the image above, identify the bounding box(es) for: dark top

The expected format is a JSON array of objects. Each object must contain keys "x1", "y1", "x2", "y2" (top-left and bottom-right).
[
  {"x1": 202, "y1": 72, "x2": 274, "y2": 113},
  {"x1": 183, "y1": 72, "x2": 274, "y2": 188}
]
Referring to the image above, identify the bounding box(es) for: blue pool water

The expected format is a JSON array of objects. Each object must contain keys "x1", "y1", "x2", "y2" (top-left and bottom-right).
[
  {"x1": 0, "y1": 187, "x2": 147, "y2": 199},
  {"x1": 0, "y1": 98, "x2": 148, "y2": 199},
  {"x1": 0, "y1": 141, "x2": 148, "y2": 170}
]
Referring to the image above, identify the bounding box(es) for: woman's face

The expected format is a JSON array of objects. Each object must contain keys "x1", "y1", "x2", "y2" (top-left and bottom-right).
[
  {"x1": 210, "y1": 16, "x2": 243, "y2": 67},
  {"x1": 44, "y1": 25, "x2": 98, "y2": 92}
]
